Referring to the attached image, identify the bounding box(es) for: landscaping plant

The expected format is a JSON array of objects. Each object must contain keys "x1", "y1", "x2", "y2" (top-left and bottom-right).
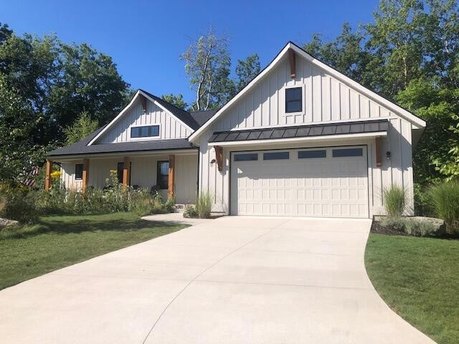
[
  {"x1": 184, "y1": 192, "x2": 212, "y2": 219},
  {"x1": 196, "y1": 192, "x2": 212, "y2": 218},
  {"x1": 428, "y1": 181, "x2": 459, "y2": 234},
  {"x1": 383, "y1": 185, "x2": 406, "y2": 218}
]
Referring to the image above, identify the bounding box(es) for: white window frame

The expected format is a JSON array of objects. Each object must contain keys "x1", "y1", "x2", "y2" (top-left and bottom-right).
[
  {"x1": 283, "y1": 85, "x2": 305, "y2": 116},
  {"x1": 129, "y1": 124, "x2": 161, "y2": 141}
]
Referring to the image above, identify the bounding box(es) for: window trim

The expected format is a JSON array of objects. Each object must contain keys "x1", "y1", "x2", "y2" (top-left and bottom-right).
[
  {"x1": 156, "y1": 160, "x2": 169, "y2": 190},
  {"x1": 74, "y1": 163, "x2": 83, "y2": 180},
  {"x1": 130, "y1": 124, "x2": 160, "y2": 140},
  {"x1": 285, "y1": 86, "x2": 304, "y2": 114}
]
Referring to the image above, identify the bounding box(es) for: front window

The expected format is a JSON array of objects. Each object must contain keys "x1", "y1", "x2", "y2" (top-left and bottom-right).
[
  {"x1": 131, "y1": 125, "x2": 160, "y2": 138},
  {"x1": 285, "y1": 87, "x2": 302, "y2": 113},
  {"x1": 75, "y1": 164, "x2": 83, "y2": 180},
  {"x1": 157, "y1": 161, "x2": 169, "y2": 189},
  {"x1": 117, "y1": 162, "x2": 124, "y2": 184}
]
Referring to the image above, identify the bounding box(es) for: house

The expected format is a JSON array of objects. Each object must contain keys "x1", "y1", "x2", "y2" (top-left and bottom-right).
[{"x1": 48, "y1": 42, "x2": 426, "y2": 218}]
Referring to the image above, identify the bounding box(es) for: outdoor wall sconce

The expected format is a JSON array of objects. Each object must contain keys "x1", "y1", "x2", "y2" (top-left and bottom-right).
[{"x1": 386, "y1": 151, "x2": 391, "y2": 159}]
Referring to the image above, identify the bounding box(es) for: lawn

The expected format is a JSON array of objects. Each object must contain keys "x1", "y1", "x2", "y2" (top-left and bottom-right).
[
  {"x1": 0, "y1": 212, "x2": 185, "y2": 290},
  {"x1": 365, "y1": 233, "x2": 459, "y2": 344}
]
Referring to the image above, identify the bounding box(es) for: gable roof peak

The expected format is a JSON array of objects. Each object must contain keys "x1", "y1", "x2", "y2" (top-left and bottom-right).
[{"x1": 188, "y1": 41, "x2": 425, "y2": 142}]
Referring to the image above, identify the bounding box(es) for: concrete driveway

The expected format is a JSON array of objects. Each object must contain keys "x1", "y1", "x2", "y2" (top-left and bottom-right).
[{"x1": 0, "y1": 217, "x2": 434, "y2": 343}]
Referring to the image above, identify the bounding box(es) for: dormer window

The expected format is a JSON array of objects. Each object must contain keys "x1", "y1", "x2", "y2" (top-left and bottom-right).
[
  {"x1": 131, "y1": 125, "x2": 160, "y2": 138},
  {"x1": 285, "y1": 87, "x2": 302, "y2": 113}
]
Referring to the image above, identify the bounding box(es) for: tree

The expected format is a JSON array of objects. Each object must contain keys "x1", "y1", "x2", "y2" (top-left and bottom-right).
[
  {"x1": 303, "y1": 0, "x2": 459, "y2": 185},
  {"x1": 0, "y1": 74, "x2": 48, "y2": 184},
  {"x1": 235, "y1": 54, "x2": 261, "y2": 92},
  {"x1": 49, "y1": 42, "x2": 130, "y2": 138},
  {"x1": 181, "y1": 31, "x2": 234, "y2": 111},
  {"x1": 0, "y1": 23, "x2": 12, "y2": 44},
  {"x1": 304, "y1": 24, "x2": 368, "y2": 84},
  {"x1": 64, "y1": 111, "x2": 99, "y2": 145},
  {"x1": 161, "y1": 93, "x2": 187, "y2": 110},
  {"x1": 0, "y1": 25, "x2": 130, "y2": 185}
]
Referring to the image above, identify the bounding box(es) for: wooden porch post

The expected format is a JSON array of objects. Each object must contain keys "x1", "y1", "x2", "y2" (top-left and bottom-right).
[
  {"x1": 168, "y1": 155, "x2": 175, "y2": 199},
  {"x1": 82, "y1": 159, "x2": 90, "y2": 192},
  {"x1": 44, "y1": 159, "x2": 52, "y2": 191},
  {"x1": 122, "y1": 157, "x2": 130, "y2": 189}
]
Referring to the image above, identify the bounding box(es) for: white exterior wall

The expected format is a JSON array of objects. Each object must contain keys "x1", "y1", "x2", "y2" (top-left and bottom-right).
[
  {"x1": 214, "y1": 56, "x2": 394, "y2": 131},
  {"x1": 61, "y1": 161, "x2": 83, "y2": 191},
  {"x1": 199, "y1": 56, "x2": 415, "y2": 216},
  {"x1": 97, "y1": 98, "x2": 192, "y2": 143},
  {"x1": 60, "y1": 154, "x2": 197, "y2": 204}
]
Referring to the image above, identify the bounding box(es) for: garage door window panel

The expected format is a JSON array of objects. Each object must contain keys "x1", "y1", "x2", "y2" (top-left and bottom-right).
[
  {"x1": 332, "y1": 148, "x2": 363, "y2": 157},
  {"x1": 263, "y1": 152, "x2": 289, "y2": 160},
  {"x1": 298, "y1": 150, "x2": 326, "y2": 159},
  {"x1": 234, "y1": 153, "x2": 258, "y2": 161}
]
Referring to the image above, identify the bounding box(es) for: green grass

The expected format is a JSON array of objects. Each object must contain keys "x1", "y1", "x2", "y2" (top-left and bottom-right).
[
  {"x1": 365, "y1": 233, "x2": 459, "y2": 344},
  {"x1": 0, "y1": 212, "x2": 185, "y2": 290}
]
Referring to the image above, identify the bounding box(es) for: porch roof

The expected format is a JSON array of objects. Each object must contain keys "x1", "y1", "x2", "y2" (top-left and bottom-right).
[
  {"x1": 48, "y1": 128, "x2": 196, "y2": 158},
  {"x1": 209, "y1": 119, "x2": 389, "y2": 144}
]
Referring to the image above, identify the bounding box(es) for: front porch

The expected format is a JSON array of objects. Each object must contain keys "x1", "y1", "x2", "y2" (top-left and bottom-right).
[{"x1": 47, "y1": 152, "x2": 198, "y2": 204}]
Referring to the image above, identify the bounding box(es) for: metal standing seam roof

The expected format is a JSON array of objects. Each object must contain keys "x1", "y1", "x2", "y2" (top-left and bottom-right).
[{"x1": 208, "y1": 119, "x2": 389, "y2": 143}]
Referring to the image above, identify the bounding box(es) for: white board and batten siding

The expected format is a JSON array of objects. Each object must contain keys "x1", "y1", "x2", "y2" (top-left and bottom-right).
[
  {"x1": 97, "y1": 98, "x2": 192, "y2": 144},
  {"x1": 198, "y1": 54, "x2": 416, "y2": 217},
  {"x1": 60, "y1": 154, "x2": 197, "y2": 204}
]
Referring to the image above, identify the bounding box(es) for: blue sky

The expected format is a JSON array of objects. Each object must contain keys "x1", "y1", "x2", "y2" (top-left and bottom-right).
[{"x1": 1, "y1": 0, "x2": 379, "y2": 104}]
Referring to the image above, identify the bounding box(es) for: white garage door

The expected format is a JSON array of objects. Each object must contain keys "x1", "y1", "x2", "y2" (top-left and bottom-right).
[{"x1": 230, "y1": 146, "x2": 369, "y2": 218}]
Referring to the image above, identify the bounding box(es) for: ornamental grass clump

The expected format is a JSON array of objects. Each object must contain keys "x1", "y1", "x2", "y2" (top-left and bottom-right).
[
  {"x1": 383, "y1": 185, "x2": 406, "y2": 219},
  {"x1": 428, "y1": 181, "x2": 459, "y2": 234},
  {"x1": 196, "y1": 192, "x2": 212, "y2": 218}
]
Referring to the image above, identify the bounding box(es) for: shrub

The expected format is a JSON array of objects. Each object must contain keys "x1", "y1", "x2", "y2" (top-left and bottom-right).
[
  {"x1": 378, "y1": 216, "x2": 445, "y2": 237},
  {"x1": 428, "y1": 181, "x2": 459, "y2": 233},
  {"x1": 383, "y1": 185, "x2": 406, "y2": 218},
  {"x1": 413, "y1": 183, "x2": 432, "y2": 216},
  {"x1": 183, "y1": 204, "x2": 198, "y2": 218},
  {"x1": 196, "y1": 192, "x2": 212, "y2": 218},
  {"x1": 0, "y1": 186, "x2": 38, "y2": 223}
]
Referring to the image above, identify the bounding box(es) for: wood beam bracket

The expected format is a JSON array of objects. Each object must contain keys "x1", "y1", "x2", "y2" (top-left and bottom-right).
[
  {"x1": 140, "y1": 94, "x2": 147, "y2": 113},
  {"x1": 288, "y1": 48, "x2": 296, "y2": 79},
  {"x1": 214, "y1": 146, "x2": 224, "y2": 172}
]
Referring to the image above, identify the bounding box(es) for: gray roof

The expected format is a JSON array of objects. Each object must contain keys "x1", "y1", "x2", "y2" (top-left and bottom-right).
[
  {"x1": 209, "y1": 119, "x2": 389, "y2": 143},
  {"x1": 48, "y1": 126, "x2": 196, "y2": 158},
  {"x1": 47, "y1": 90, "x2": 214, "y2": 158},
  {"x1": 140, "y1": 89, "x2": 201, "y2": 130},
  {"x1": 190, "y1": 110, "x2": 218, "y2": 127}
]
